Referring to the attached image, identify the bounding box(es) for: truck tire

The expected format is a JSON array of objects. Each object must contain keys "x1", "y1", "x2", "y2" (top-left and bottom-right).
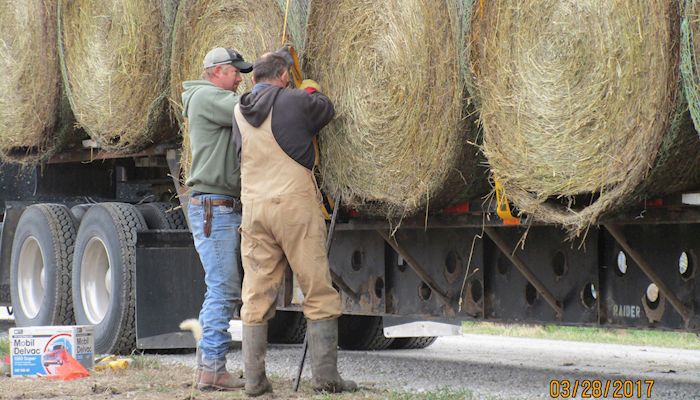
[
  {"x1": 72, "y1": 203, "x2": 146, "y2": 355},
  {"x1": 268, "y1": 310, "x2": 306, "y2": 344},
  {"x1": 10, "y1": 204, "x2": 76, "y2": 327},
  {"x1": 136, "y1": 202, "x2": 187, "y2": 230},
  {"x1": 389, "y1": 336, "x2": 437, "y2": 350},
  {"x1": 338, "y1": 315, "x2": 394, "y2": 350}
]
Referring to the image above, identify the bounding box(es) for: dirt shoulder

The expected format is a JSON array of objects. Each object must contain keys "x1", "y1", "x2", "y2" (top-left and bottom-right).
[{"x1": 0, "y1": 363, "x2": 395, "y2": 400}]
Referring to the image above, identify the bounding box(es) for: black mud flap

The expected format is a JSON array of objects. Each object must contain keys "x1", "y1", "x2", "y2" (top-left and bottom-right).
[{"x1": 135, "y1": 230, "x2": 205, "y2": 350}]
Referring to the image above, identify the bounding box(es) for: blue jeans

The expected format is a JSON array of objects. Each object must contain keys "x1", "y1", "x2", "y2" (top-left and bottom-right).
[{"x1": 188, "y1": 194, "x2": 242, "y2": 364}]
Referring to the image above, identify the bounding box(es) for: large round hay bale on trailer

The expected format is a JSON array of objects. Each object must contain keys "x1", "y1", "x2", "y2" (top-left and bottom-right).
[
  {"x1": 681, "y1": 0, "x2": 700, "y2": 135},
  {"x1": 57, "y1": 0, "x2": 178, "y2": 153},
  {"x1": 304, "y1": 0, "x2": 485, "y2": 218},
  {"x1": 170, "y1": 0, "x2": 287, "y2": 176},
  {"x1": 469, "y1": 1, "x2": 700, "y2": 234},
  {"x1": 0, "y1": 1, "x2": 77, "y2": 163}
]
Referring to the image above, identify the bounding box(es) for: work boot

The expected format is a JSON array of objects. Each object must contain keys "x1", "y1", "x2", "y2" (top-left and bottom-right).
[
  {"x1": 308, "y1": 318, "x2": 358, "y2": 393},
  {"x1": 197, "y1": 370, "x2": 245, "y2": 391},
  {"x1": 243, "y1": 324, "x2": 273, "y2": 397},
  {"x1": 197, "y1": 354, "x2": 244, "y2": 391}
]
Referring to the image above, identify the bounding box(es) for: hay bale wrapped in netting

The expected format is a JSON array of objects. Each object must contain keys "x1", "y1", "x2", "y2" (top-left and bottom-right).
[
  {"x1": 170, "y1": 0, "x2": 286, "y2": 175},
  {"x1": 275, "y1": 0, "x2": 309, "y2": 56},
  {"x1": 58, "y1": 0, "x2": 178, "y2": 153},
  {"x1": 469, "y1": 0, "x2": 700, "y2": 234},
  {"x1": 305, "y1": 0, "x2": 484, "y2": 217},
  {"x1": 0, "y1": 1, "x2": 71, "y2": 163},
  {"x1": 681, "y1": 0, "x2": 700, "y2": 135}
]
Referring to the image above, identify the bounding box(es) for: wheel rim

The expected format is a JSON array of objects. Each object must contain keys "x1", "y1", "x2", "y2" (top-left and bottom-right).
[
  {"x1": 80, "y1": 237, "x2": 112, "y2": 324},
  {"x1": 17, "y1": 236, "x2": 45, "y2": 319}
]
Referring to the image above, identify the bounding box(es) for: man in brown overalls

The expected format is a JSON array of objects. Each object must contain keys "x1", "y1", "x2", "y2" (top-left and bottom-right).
[{"x1": 232, "y1": 52, "x2": 357, "y2": 396}]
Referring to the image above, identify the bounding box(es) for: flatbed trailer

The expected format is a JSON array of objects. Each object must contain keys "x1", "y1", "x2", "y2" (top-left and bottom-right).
[{"x1": 1, "y1": 143, "x2": 699, "y2": 354}]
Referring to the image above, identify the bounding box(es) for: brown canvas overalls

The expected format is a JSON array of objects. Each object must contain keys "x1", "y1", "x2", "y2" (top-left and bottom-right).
[{"x1": 235, "y1": 105, "x2": 342, "y2": 325}]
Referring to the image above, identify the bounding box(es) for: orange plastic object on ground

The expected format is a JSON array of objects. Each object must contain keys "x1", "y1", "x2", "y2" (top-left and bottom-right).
[{"x1": 43, "y1": 349, "x2": 89, "y2": 381}]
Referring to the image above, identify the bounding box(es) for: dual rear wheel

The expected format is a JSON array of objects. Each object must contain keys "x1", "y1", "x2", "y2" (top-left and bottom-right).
[
  {"x1": 10, "y1": 202, "x2": 184, "y2": 354},
  {"x1": 10, "y1": 204, "x2": 76, "y2": 327},
  {"x1": 337, "y1": 315, "x2": 435, "y2": 350},
  {"x1": 267, "y1": 312, "x2": 437, "y2": 350},
  {"x1": 71, "y1": 203, "x2": 146, "y2": 354}
]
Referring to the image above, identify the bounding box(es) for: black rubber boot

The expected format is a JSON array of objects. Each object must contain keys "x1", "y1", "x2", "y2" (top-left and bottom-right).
[
  {"x1": 243, "y1": 324, "x2": 273, "y2": 397},
  {"x1": 308, "y1": 318, "x2": 358, "y2": 393}
]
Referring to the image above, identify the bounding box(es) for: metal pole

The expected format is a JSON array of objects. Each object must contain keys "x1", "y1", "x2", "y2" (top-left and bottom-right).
[
  {"x1": 377, "y1": 230, "x2": 451, "y2": 304},
  {"x1": 484, "y1": 227, "x2": 563, "y2": 318},
  {"x1": 604, "y1": 224, "x2": 691, "y2": 323}
]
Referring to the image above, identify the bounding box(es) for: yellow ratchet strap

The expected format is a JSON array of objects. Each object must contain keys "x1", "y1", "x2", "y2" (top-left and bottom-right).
[
  {"x1": 280, "y1": 9, "x2": 331, "y2": 219},
  {"x1": 494, "y1": 178, "x2": 520, "y2": 225}
]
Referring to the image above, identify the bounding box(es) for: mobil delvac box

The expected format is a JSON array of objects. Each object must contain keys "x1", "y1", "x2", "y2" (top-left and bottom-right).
[{"x1": 9, "y1": 325, "x2": 94, "y2": 377}]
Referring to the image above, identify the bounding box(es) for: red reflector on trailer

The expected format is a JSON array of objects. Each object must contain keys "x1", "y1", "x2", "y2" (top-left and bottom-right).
[
  {"x1": 443, "y1": 202, "x2": 470, "y2": 214},
  {"x1": 645, "y1": 198, "x2": 663, "y2": 208}
]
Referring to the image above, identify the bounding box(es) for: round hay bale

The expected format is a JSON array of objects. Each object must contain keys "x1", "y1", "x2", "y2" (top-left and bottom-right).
[
  {"x1": 58, "y1": 0, "x2": 177, "y2": 153},
  {"x1": 170, "y1": 0, "x2": 286, "y2": 176},
  {"x1": 470, "y1": 1, "x2": 700, "y2": 233},
  {"x1": 305, "y1": 0, "x2": 482, "y2": 217},
  {"x1": 681, "y1": 0, "x2": 700, "y2": 135},
  {"x1": 273, "y1": 0, "x2": 310, "y2": 57},
  {"x1": 0, "y1": 1, "x2": 64, "y2": 163}
]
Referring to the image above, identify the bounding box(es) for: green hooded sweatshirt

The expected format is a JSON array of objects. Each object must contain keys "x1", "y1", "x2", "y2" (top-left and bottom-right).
[{"x1": 182, "y1": 80, "x2": 241, "y2": 197}]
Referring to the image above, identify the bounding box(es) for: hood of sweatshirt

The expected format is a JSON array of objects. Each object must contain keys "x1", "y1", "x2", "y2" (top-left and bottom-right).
[
  {"x1": 181, "y1": 80, "x2": 218, "y2": 118},
  {"x1": 238, "y1": 86, "x2": 282, "y2": 127}
]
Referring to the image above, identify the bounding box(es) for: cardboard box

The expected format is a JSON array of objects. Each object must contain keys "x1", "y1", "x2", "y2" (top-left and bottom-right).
[{"x1": 9, "y1": 325, "x2": 94, "y2": 377}]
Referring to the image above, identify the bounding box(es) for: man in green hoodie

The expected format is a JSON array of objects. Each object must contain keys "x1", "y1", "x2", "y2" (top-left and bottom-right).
[{"x1": 181, "y1": 47, "x2": 252, "y2": 391}]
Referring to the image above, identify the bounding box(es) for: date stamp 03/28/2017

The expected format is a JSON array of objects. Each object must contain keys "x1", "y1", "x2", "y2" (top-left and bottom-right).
[{"x1": 549, "y1": 379, "x2": 655, "y2": 399}]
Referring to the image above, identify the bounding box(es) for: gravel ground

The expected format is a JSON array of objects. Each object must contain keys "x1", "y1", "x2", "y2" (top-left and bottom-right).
[
  {"x1": 155, "y1": 334, "x2": 700, "y2": 399},
  {"x1": 3, "y1": 310, "x2": 700, "y2": 399}
]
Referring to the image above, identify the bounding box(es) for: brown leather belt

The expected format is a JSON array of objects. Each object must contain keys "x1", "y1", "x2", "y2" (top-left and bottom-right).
[
  {"x1": 190, "y1": 196, "x2": 242, "y2": 237},
  {"x1": 189, "y1": 197, "x2": 240, "y2": 208}
]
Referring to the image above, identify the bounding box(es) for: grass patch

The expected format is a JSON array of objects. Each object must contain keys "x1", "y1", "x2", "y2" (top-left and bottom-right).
[
  {"x1": 313, "y1": 387, "x2": 479, "y2": 400},
  {"x1": 129, "y1": 353, "x2": 162, "y2": 370},
  {"x1": 462, "y1": 321, "x2": 700, "y2": 350},
  {"x1": 385, "y1": 388, "x2": 478, "y2": 400},
  {"x1": 0, "y1": 337, "x2": 8, "y2": 357},
  {"x1": 2, "y1": 363, "x2": 478, "y2": 400}
]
